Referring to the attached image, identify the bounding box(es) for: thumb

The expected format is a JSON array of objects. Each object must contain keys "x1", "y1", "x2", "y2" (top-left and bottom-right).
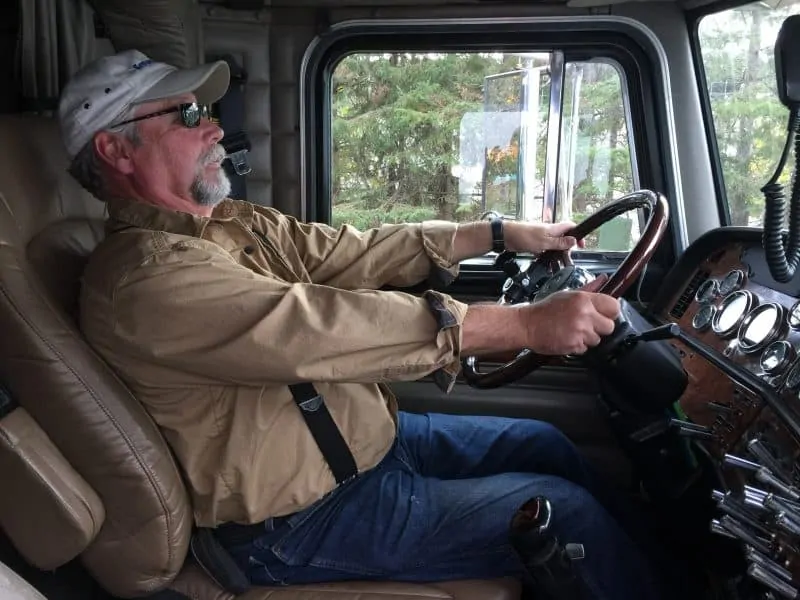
[
  {"x1": 580, "y1": 273, "x2": 608, "y2": 293},
  {"x1": 550, "y1": 235, "x2": 579, "y2": 250}
]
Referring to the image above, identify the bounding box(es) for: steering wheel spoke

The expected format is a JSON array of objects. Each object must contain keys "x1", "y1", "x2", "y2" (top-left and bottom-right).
[{"x1": 462, "y1": 190, "x2": 669, "y2": 389}]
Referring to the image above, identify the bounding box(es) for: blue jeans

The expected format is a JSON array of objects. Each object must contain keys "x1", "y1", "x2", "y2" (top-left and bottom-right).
[{"x1": 222, "y1": 412, "x2": 673, "y2": 599}]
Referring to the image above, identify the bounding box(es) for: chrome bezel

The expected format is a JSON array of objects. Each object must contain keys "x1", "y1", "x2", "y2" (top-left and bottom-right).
[
  {"x1": 692, "y1": 304, "x2": 717, "y2": 332},
  {"x1": 789, "y1": 299, "x2": 800, "y2": 331},
  {"x1": 760, "y1": 340, "x2": 795, "y2": 374},
  {"x1": 695, "y1": 278, "x2": 720, "y2": 304},
  {"x1": 712, "y1": 290, "x2": 757, "y2": 337},
  {"x1": 719, "y1": 269, "x2": 746, "y2": 295},
  {"x1": 738, "y1": 303, "x2": 786, "y2": 354}
]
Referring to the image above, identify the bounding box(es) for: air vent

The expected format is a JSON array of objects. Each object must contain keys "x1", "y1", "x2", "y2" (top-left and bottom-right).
[{"x1": 670, "y1": 269, "x2": 710, "y2": 319}]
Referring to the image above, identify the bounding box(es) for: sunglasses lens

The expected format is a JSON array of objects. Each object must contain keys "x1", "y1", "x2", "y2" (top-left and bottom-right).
[{"x1": 182, "y1": 103, "x2": 202, "y2": 128}]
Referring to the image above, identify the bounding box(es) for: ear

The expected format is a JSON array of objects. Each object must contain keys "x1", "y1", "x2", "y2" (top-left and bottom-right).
[{"x1": 93, "y1": 131, "x2": 137, "y2": 175}]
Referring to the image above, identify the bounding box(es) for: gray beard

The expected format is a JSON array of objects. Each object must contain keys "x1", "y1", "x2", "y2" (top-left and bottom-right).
[{"x1": 191, "y1": 168, "x2": 231, "y2": 207}]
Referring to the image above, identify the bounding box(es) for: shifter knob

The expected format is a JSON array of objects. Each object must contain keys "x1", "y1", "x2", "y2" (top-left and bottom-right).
[{"x1": 509, "y1": 497, "x2": 588, "y2": 600}]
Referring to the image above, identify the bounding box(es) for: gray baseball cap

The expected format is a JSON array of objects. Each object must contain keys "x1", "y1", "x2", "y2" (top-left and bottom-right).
[{"x1": 58, "y1": 49, "x2": 230, "y2": 159}]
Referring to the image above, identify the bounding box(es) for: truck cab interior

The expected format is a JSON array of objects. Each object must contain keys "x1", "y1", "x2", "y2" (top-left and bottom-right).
[{"x1": 2, "y1": 0, "x2": 800, "y2": 598}]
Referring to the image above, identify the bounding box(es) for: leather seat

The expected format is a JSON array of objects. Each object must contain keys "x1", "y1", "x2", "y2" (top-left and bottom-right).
[{"x1": 0, "y1": 114, "x2": 521, "y2": 600}]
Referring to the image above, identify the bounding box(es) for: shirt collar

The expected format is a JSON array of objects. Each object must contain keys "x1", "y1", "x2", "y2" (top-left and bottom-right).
[{"x1": 106, "y1": 196, "x2": 255, "y2": 236}]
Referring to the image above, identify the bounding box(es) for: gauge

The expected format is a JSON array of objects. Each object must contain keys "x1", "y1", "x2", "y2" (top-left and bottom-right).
[
  {"x1": 692, "y1": 304, "x2": 716, "y2": 331},
  {"x1": 760, "y1": 340, "x2": 795, "y2": 374},
  {"x1": 786, "y1": 362, "x2": 800, "y2": 390},
  {"x1": 712, "y1": 290, "x2": 757, "y2": 337},
  {"x1": 789, "y1": 300, "x2": 800, "y2": 330},
  {"x1": 719, "y1": 269, "x2": 745, "y2": 295},
  {"x1": 695, "y1": 279, "x2": 720, "y2": 304},
  {"x1": 738, "y1": 303, "x2": 785, "y2": 353}
]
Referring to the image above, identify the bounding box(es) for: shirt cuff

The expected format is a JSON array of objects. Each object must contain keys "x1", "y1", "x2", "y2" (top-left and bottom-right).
[
  {"x1": 423, "y1": 290, "x2": 468, "y2": 393},
  {"x1": 421, "y1": 221, "x2": 461, "y2": 288}
]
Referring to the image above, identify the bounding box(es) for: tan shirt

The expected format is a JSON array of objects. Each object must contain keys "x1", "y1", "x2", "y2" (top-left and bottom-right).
[{"x1": 79, "y1": 197, "x2": 469, "y2": 527}]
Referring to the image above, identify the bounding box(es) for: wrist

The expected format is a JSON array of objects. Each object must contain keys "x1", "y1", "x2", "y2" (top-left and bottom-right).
[{"x1": 517, "y1": 303, "x2": 539, "y2": 350}]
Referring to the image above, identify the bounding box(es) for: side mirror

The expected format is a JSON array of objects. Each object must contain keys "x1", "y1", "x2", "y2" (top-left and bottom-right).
[{"x1": 775, "y1": 15, "x2": 800, "y2": 108}]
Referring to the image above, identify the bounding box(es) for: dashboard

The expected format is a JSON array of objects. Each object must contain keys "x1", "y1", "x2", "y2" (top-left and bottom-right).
[{"x1": 652, "y1": 227, "x2": 800, "y2": 595}]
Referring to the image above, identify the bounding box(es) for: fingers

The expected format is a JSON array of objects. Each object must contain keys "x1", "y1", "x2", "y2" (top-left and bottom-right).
[
  {"x1": 546, "y1": 222, "x2": 581, "y2": 251},
  {"x1": 580, "y1": 273, "x2": 608, "y2": 293},
  {"x1": 591, "y1": 293, "x2": 621, "y2": 320}
]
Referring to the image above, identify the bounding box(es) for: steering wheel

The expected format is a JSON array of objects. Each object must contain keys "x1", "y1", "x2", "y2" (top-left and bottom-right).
[{"x1": 461, "y1": 190, "x2": 669, "y2": 389}]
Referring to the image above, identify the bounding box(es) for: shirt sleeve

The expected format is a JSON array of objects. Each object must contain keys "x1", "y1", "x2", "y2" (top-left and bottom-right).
[
  {"x1": 103, "y1": 242, "x2": 469, "y2": 391},
  {"x1": 254, "y1": 208, "x2": 461, "y2": 290}
]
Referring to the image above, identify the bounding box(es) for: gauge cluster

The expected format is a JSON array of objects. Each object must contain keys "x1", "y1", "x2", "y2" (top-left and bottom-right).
[{"x1": 687, "y1": 267, "x2": 800, "y2": 389}]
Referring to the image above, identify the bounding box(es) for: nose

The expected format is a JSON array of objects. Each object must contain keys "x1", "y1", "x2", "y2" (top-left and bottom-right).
[{"x1": 202, "y1": 119, "x2": 224, "y2": 145}]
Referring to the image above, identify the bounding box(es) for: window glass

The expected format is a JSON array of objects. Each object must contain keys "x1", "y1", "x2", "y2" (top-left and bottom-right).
[
  {"x1": 330, "y1": 52, "x2": 639, "y2": 251},
  {"x1": 698, "y1": 2, "x2": 800, "y2": 226}
]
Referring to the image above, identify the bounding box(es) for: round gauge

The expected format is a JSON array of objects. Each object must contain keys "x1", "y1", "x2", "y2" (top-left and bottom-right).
[
  {"x1": 786, "y1": 362, "x2": 800, "y2": 390},
  {"x1": 738, "y1": 303, "x2": 786, "y2": 353},
  {"x1": 712, "y1": 290, "x2": 757, "y2": 337},
  {"x1": 695, "y1": 279, "x2": 720, "y2": 304},
  {"x1": 719, "y1": 269, "x2": 746, "y2": 295},
  {"x1": 760, "y1": 340, "x2": 795, "y2": 374},
  {"x1": 692, "y1": 304, "x2": 717, "y2": 331},
  {"x1": 789, "y1": 300, "x2": 800, "y2": 330}
]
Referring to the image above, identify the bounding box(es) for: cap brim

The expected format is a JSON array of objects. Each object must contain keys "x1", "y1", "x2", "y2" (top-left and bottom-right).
[{"x1": 135, "y1": 60, "x2": 231, "y2": 106}]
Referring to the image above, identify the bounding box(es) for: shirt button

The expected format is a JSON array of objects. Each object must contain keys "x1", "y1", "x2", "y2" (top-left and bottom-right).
[{"x1": 243, "y1": 246, "x2": 255, "y2": 255}]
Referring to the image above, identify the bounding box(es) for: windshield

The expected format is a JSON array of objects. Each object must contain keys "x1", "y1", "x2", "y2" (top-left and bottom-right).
[
  {"x1": 698, "y1": 0, "x2": 800, "y2": 227},
  {"x1": 330, "y1": 51, "x2": 641, "y2": 252}
]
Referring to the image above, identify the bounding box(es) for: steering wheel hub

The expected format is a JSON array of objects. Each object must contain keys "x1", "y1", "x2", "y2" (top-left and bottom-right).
[{"x1": 534, "y1": 265, "x2": 596, "y2": 301}]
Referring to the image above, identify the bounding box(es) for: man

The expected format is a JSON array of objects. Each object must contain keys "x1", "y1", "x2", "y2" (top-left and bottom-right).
[{"x1": 59, "y1": 50, "x2": 665, "y2": 599}]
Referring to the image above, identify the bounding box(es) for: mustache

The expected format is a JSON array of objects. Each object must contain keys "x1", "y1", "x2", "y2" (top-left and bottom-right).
[{"x1": 199, "y1": 144, "x2": 227, "y2": 165}]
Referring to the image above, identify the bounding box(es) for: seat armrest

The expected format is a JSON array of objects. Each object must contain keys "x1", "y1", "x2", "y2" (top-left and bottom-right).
[{"x1": 0, "y1": 407, "x2": 105, "y2": 569}]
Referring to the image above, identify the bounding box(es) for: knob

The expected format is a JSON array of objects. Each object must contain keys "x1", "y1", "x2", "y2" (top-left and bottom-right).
[
  {"x1": 755, "y1": 470, "x2": 800, "y2": 502},
  {"x1": 725, "y1": 454, "x2": 762, "y2": 471},
  {"x1": 713, "y1": 491, "x2": 773, "y2": 537},
  {"x1": 748, "y1": 564, "x2": 800, "y2": 599},
  {"x1": 708, "y1": 401, "x2": 736, "y2": 415},
  {"x1": 719, "y1": 515, "x2": 773, "y2": 555},
  {"x1": 710, "y1": 519, "x2": 736, "y2": 539},
  {"x1": 776, "y1": 512, "x2": 800, "y2": 536},
  {"x1": 670, "y1": 418, "x2": 715, "y2": 440},
  {"x1": 749, "y1": 438, "x2": 792, "y2": 484},
  {"x1": 745, "y1": 547, "x2": 794, "y2": 583}
]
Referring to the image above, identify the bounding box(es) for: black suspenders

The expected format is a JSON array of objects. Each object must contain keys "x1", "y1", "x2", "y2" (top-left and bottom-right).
[
  {"x1": 249, "y1": 227, "x2": 358, "y2": 484},
  {"x1": 288, "y1": 383, "x2": 358, "y2": 484}
]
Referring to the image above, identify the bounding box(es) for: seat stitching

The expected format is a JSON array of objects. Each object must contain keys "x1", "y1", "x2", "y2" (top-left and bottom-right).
[{"x1": 0, "y1": 280, "x2": 183, "y2": 589}]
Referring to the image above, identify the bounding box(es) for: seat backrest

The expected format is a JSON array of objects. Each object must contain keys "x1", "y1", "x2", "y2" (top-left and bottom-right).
[{"x1": 0, "y1": 114, "x2": 192, "y2": 596}]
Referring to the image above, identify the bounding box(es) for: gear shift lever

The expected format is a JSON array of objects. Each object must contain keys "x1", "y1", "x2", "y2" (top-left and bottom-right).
[{"x1": 509, "y1": 497, "x2": 588, "y2": 599}]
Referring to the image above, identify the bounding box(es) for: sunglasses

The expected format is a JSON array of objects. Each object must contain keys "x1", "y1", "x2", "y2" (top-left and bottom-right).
[{"x1": 111, "y1": 102, "x2": 211, "y2": 129}]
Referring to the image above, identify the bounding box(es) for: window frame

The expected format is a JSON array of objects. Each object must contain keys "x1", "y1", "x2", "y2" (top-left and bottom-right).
[
  {"x1": 686, "y1": 0, "x2": 761, "y2": 227},
  {"x1": 300, "y1": 18, "x2": 681, "y2": 274}
]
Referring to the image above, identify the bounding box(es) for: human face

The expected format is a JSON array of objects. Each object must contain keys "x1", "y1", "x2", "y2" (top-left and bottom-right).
[{"x1": 124, "y1": 94, "x2": 231, "y2": 211}]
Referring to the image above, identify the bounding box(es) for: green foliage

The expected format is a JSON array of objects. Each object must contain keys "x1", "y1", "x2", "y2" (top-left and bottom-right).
[
  {"x1": 699, "y1": 4, "x2": 800, "y2": 226},
  {"x1": 330, "y1": 3, "x2": 800, "y2": 246}
]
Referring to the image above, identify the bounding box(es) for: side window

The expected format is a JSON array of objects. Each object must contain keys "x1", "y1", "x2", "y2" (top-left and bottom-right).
[
  {"x1": 698, "y1": 2, "x2": 800, "y2": 226},
  {"x1": 330, "y1": 52, "x2": 640, "y2": 252}
]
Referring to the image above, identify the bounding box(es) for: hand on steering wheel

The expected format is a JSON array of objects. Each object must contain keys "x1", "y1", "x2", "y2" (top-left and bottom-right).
[{"x1": 462, "y1": 190, "x2": 669, "y2": 389}]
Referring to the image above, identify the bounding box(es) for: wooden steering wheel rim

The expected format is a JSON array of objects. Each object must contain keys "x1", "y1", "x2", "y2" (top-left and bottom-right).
[{"x1": 461, "y1": 190, "x2": 670, "y2": 389}]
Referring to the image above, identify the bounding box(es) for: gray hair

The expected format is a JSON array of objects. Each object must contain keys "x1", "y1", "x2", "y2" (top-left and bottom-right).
[{"x1": 68, "y1": 107, "x2": 141, "y2": 201}]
